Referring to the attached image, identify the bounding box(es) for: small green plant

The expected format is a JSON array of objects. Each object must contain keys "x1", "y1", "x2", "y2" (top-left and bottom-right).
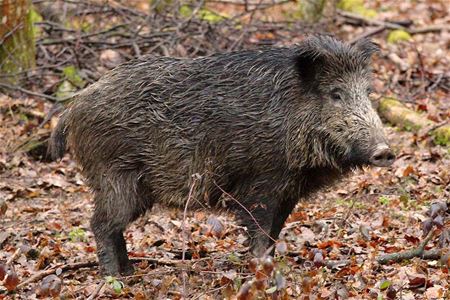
[
  {"x1": 105, "y1": 276, "x2": 124, "y2": 294},
  {"x1": 68, "y1": 228, "x2": 87, "y2": 242},
  {"x1": 379, "y1": 279, "x2": 392, "y2": 290},
  {"x1": 378, "y1": 196, "x2": 390, "y2": 206},
  {"x1": 227, "y1": 252, "x2": 243, "y2": 264},
  {"x1": 55, "y1": 65, "x2": 86, "y2": 100}
]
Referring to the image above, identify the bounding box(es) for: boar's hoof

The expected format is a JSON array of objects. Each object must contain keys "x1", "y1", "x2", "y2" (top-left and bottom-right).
[
  {"x1": 250, "y1": 238, "x2": 272, "y2": 258},
  {"x1": 120, "y1": 263, "x2": 135, "y2": 276}
]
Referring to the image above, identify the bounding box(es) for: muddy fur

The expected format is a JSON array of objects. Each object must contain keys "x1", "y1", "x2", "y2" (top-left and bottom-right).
[{"x1": 49, "y1": 35, "x2": 393, "y2": 275}]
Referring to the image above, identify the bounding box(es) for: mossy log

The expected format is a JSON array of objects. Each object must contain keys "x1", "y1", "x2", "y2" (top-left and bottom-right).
[{"x1": 379, "y1": 97, "x2": 450, "y2": 146}]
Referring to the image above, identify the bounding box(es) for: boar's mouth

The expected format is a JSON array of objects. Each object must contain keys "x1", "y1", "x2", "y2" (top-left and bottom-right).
[
  {"x1": 341, "y1": 147, "x2": 372, "y2": 169},
  {"x1": 341, "y1": 143, "x2": 395, "y2": 169}
]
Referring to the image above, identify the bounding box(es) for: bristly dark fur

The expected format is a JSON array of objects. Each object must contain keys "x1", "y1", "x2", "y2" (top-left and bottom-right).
[{"x1": 48, "y1": 35, "x2": 390, "y2": 275}]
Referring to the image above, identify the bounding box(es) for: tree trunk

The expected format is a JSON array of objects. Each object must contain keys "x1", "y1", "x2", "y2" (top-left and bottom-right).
[
  {"x1": 0, "y1": 0, "x2": 35, "y2": 83},
  {"x1": 299, "y1": 0, "x2": 329, "y2": 22}
]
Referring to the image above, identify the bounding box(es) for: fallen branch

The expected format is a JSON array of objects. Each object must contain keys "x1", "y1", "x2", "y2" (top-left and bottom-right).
[
  {"x1": 6, "y1": 248, "x2": 22, "y2": 266},
  {"x1": 338, "y1": 10, "x2": 406, "y2": 30},
  {"x1": 409, "y1": 24, "x2": 450, "y2": 34},
  {"x1": 0, "y1": 82, "x2": 71, "y2": 102},
  {"x1": 15, "y1": 256, "x2": 199, "y2": 290},
  {"x1": 86, "y1": 280, "x2": 105, "y2": 300},
  {"x1": 338, "y1": 10, "x2": 450, "y2": 35},
  {"x1": 376, "y1": 231, "x2": 441, "y2": 264},
  {"x1": 16, "y1": 261, "x2": 98, "y2": 289},
  {"x1": 349, "y1": 26, "x2": 386, "y2": 44}
]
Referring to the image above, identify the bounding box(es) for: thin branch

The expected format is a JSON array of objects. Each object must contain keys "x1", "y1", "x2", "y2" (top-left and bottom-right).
[
  {"x1": 16, "y1": 261, "x2": 98, "y2": 289},
  {"x1": 0, "y1": 82, "x2": 71, "y2": 102},
  {"x1": 338, "y1": 10, "x2": 450, "y2": 34},
  {"x1": 15, "y1": 256, "x2": 196, "y2": 290},
  {"x1": 181, "y1": 174, "x2": 200, "y2": 299},
  {"x1": 338, "y1": 10, "x2": 405, "y2": 30},
  {"x1": 376, "y1": 230, "x2": 438, "y2": 264},
  {"x1": 86, "y1": 280, "x2": 105, "y2": 300},
  {"x1": 349, "y1": 26, "x2": 386, "y2": 44}
]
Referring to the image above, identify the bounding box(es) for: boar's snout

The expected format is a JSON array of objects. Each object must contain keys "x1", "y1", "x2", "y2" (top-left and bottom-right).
[{"x1": 369, "y1": 144, "x2": 395, "y2": 167}]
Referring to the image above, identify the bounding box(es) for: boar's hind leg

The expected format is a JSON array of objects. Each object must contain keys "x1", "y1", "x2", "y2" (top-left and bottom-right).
[
  {"x1": 91, "y1": 201, "x2": 135, "y2": 276},
  {"x1": 91, "y1": 175, "x2": 152, "y2": 275}
]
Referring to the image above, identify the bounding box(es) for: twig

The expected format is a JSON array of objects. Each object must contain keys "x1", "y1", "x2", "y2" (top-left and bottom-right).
[
  {"x1": 0, "y1": 82, "x2": 71, "y2": 102},
  {"x1": 16, "y1": 256, "x2": 192, "y2": 290},
  {"x1": 425, "y1": 120, "x2": 450, "y2": 135},
  {"x1": 229, "y1": 0, "x2": 265, "y2": 51},
  {"x1": 376, "y1": 230, "x2": 437, "y2": 264},
  {"x1": 409, "y1": 24, "x2": 450, "y2": 34},
  {"x1": 131, "y1": 256, "x2": 201, "y2": 267},
  {"x1": 86, "y1": 280, "x2": 105, "y2": 300},
  {"x1": 36, "y1": 23, "x2": 129, "y2": 45},
  {"x1": 6, "y1": 248, "x2": 22, "y2": 266},
  {"x1": 349, "y1": 26, "x2": 385, "y2": 44},
  {"x1": 338, "y1": 10, "x2": 450, "y2": 34},
  {"x1": 427, "y1": 73, "x2": 444, "y2": 92},
  {"x1": 181, "y1": 174, "x2": 200, "y2": 299},
  {"x1": 338, "y1": 10, "x2": 405, "y2": 30}
]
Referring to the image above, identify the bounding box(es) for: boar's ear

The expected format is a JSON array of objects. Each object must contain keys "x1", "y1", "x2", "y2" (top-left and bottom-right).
[
  {"x1": 353, "y1": 38, "x2": 380, "y2": 61},
  {"x1": 295, "y1": 47, "x2": 325, "y2": 90}
]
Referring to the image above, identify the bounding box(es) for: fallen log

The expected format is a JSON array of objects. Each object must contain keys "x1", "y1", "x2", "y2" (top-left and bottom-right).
[{"x1": 378, "y1": 97, "x2": 450, "y2": 146}]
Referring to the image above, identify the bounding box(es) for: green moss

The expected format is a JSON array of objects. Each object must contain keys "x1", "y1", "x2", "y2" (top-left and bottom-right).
[
  {"x1": 179, "y1": 5, "x2": 225, "y2": 23},
  {"x1": 353, "y1": 6, "x2": 377, "y2": 18},
  {"x1": 387, "y1": 30, "x2": 412, "y2": 44},
  {"x1": 337, "y1": 0, "x2": 377, "y2": 18},
  {"x1": 29, "y1": 5, "x2": 43, "y2": 37},
  {"x1": 432, "y1": 125, "x2": 450, "y2": 146},
  {"x1": 179, "y1": 5, "x2": 192, "y2": 18},
  {"x1": 198, "y1": 9, "x2": 225, "y2": 23},
  {"x1": 338, "y1": 0, "x2": 364, "y2": 11},
  {"x1": 378, "y1": 97, "x2": 401, "y2": 113}
]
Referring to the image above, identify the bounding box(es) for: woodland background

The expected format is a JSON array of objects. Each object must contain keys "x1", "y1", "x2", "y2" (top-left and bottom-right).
[{"x1": 0, "y1": 0, "x2": 449, "y2": 299}]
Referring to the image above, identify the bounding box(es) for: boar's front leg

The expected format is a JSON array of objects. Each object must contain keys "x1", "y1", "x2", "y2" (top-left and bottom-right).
[
  {"x1": 234, "y1": 187, "x2": 278, "y2": 257},
  {"x1": 269, "y1": 198, "x2": 299, "y2": 248},
  {"x1": 235, "y1": 189, "x2": 298, "y2": 257}
]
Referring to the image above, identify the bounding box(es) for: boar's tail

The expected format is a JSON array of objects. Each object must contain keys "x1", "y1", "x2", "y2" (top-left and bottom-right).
[{"x1": 48, "y1": 112, "x2": 69, "y2": 160}]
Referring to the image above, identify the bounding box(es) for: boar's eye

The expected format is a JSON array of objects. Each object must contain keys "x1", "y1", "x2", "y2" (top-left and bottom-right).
[
  {"x1": 330, "y1": 89, "x2": 343, "y2": 101},
  {"x1": 366, "y1": 87, "x2": 373, "y2": 96}
]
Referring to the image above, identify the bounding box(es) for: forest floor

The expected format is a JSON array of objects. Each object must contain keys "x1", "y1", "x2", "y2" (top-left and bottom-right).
[{"x1": 0, "y1": 0, "x2": 449, "y2": 299}]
